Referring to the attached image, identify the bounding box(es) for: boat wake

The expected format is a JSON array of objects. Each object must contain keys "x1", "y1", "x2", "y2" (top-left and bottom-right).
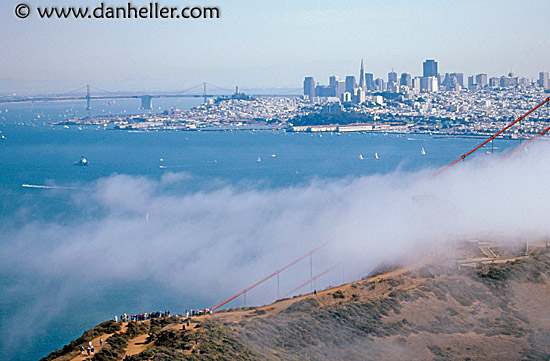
[{"x1": 21, "y1": 184, "x2": 79, "y2": 190}]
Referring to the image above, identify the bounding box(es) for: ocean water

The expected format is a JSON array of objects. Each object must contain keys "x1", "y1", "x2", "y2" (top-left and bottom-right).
[{"x1": 0, "y1": 99, "x2": 520, "y2": 360}]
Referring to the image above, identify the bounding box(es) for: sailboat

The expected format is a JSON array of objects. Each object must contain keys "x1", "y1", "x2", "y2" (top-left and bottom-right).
[
  {"x1": 359, "y1": 154, "x2": 364, "y2": 160},
  {"x1": 256, "y1": 156, "x2": 262, "y2": 163},
  {"x1": 374, "y1": 152, "x2": 379, "y2": 160},
  {"x1": 421, "y1": 147, "x2": 426, "y2": 155}
]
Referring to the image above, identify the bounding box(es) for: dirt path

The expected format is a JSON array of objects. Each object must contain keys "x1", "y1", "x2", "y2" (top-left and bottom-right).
[
  {"x1": 124, "y1": 332, "x2": 152, "y2": 357},
  {"x1": 69, "y1": 323, "x2": 127, "y2": 361},
  {"x1": 124, "y1": 320, "x2": 188, "y2": 357}
]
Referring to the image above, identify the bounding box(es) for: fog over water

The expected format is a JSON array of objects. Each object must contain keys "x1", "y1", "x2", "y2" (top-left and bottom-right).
[
  {"x1": 0, "y1": 100, "x2": 547, "y2": 359},
  {"x1": 1, "y1": 134, "x2": 549, "y2": 359}
]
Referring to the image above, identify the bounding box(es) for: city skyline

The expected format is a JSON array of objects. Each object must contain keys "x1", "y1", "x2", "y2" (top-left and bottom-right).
[
  {"x1": 304, "y1": 58, "x2": 550, "y2": 102},
  {"x1": 1, "y1": 0, "x2": 550, "y2": 91}
]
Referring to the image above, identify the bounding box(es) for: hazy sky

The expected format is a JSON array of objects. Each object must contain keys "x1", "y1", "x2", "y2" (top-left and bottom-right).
[{"x1": 1, "y1": 0, "x2": 550, "y2": 90}]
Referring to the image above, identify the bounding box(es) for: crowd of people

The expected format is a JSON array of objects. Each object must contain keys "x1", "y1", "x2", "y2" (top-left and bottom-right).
[
  {"x1": 115, "y1": 310, "x2": 171, "y2": 323},
  {"x1": 113, "y1": 308, "x2": 215, "y2": 323},
  {"x1": 185, "y1": 308, "x2": 213, "y2": 317}
]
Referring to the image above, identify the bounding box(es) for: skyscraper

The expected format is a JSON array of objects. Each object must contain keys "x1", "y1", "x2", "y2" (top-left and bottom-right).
[
  {"x1": 303, "y1": 77, "x2": 315, "y2": 99},
  {"x1": 358, "y1": 59, "x2": 366, "y2": 90},
  {"x1": 423, "y1": 59, "x2": 438, "y2": 78},
  {"x1": 476, "y1": 74, "x2": 488, "y2": 88},
  {"x1": 345, "y1": 76, "x2": 357, "y2": 94},
  {"x1": 365, "y1": 73, "x2": 374, "y2": 91},
  {"x1": 329, "y1": 75, "x2": 339, "y2": 88},
  {"x1": 400, "y1": 73, "x2": 412, "y2": 88},
  {"x1": 539, "y1": 72, "x2": 549, "y2": 89},
  {"x1": 374, "y1": 78, "x2": 385, "y2": 92},
  {"x1": 468, "y1": 75, "x2": 477, "y2": 90},
  {"x1": 450, "y1": 73, "x2": 464, "y2": 87},
  {"x1": 388, "y1": 70, "x2": 398, "y2": 84}
]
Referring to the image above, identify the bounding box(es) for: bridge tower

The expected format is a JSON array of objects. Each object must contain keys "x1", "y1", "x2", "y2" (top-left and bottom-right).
[
  {"x1": 203, "y1": 82, "x2": 208, "y2": 104},
  {"x1": 141, "y1": 95, "x2": 153, "y2": 110},
  {"x1": 86, "y1": 85, "x2": 91, "y2": 110}
]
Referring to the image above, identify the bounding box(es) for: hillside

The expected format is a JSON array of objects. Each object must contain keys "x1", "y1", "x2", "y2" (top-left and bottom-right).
[{"x1": 43, "y1": 255, "x2": 550, "y2": 361}]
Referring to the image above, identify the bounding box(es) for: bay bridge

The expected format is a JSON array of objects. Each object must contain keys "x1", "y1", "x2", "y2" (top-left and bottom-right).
[{"x1": 0, "y1": 83, "x2": 303, "y2": 110}]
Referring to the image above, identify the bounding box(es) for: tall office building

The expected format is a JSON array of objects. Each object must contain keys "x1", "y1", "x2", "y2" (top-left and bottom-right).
[
  {"x1": 358, "y1": 59, "x2": 366, "y2": 90},
  {"x1": 476, "y1": 74, "x2": 488, "y2": 88},
  {"x1": 335, "y1": 80, "x2": 346, "y2": 99},
  {"x1": 443, "y1": 73, "x2": 462, "y2": 91},
  {"x1": 388, "y1": 70, "x2": 398, "y2": 84},
  {"x1": 423, "y1": 59, "x2": 438, "y2": 78},
  {"x1": 345, "y1": 76, "x2": 357, "y2": 94},
  {"x1": 400, "y1": 73, "x2": 412, "y2": 88},
  {"x1": 303, "y1": 77, "x2": 315, "y2": 99},
  {"x1": 374, "y1": 78, "x2": 385, "y2": 91},
  {"x1": 329, "y1": 75, "x2": 339, "y2": 88},
  {"x1": 451, "y1": 73, "x2": 464, "y2": 88},
  {"x1": 489, "y1": 77, "x2": 499, "y2": 88},
  {"x1": 421, "y1": 76, "x2": 438, "y2": 92},
  {"x1": 412, "y1": 77, "x2": 422, "y2": 93},
  {"x1": 315, "y1": 85, "x2": 333, "y2": 97},
  {"x1": 468, "y1": 75, "x2": 477, "y2": 90},
  {"x1": 539, "y1": 72, "x2": 549, "y2": 89},
  {"x1": 427, "y1": 76, "x2": 438, "y2": 92},
  {"x1": 365, "y1": 73, "x2": 374, "y2": 91}
]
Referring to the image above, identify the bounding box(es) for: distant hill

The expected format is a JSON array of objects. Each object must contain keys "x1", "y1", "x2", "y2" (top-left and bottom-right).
[{"x1": 43, "y1": 255, "x2": 550, "y2": 361}]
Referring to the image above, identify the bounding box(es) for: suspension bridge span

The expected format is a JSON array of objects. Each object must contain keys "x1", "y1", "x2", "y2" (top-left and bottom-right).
[{"x1": 0, "y1": 83, "x2": 303, "y2": 110}]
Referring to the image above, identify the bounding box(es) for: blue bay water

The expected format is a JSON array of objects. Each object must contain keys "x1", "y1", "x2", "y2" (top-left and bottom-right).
[{"x1": 0, "y1": 99, "x2": 520, "y2": 360}]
